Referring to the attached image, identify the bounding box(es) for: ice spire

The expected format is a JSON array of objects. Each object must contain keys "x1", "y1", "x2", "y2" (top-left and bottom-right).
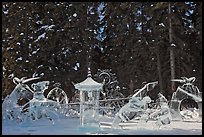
[
  {"x1": 87, "y1": 65, "x2": 92, "y2": 77},
  {"x1": 87, "y1": 46, "x2": 92, "y2": 77}
]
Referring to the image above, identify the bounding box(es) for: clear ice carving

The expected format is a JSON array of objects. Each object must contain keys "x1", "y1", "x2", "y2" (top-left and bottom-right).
[
  {"x1": 180, "y1": 108, "x2": 200, "y2": 120},
  {"x1": 111, "y1": 81, "x2": 172, "y2": 129},
  {"x1": 149, "y1": 93, "x2": 172, "y2": 128},
  {"x1": 25, "y1": 81, "x2": 55, "y2": 121},
  {"x1": 112, "y1": 96, "x2": 152, "y2": 129},
  {"x1": 169, "y1": 77, "x2": 202, "y2": 121},
  {"x1": 111, "y1": 81, "x2": 158, "y2": 129},
  {"x1": 74, "y1": 67, "x2": 103, "y2": 127},
  {"x1": 2, "y1": 77, "x2": 40, "y2": 122},
  {"x1": 131, "y1": 81, "x2": 158, "y2": 98},
  {"x1": 94, "y1": 69, "x2": 125, "y2": 117},
  {"x1": 2, "y1": 77, "x2": 71, "y2": 124},
  {"x1": 47, "y1": 83, "x2": 69, "y2": 104}
]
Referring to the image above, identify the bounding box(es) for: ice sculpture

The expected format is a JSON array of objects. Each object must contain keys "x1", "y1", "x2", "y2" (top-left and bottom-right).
[
  {"x1": 2, "y1": 77, "x2": 71, "y2": 124},
  {"x1": 25, "y1": 81, "x2": 58, "y2": 121},
  {"x1": 112, "y1": 96, "x2": 152, "y2": 129},
  {"x1": 2, "y1": 77, "x2": 40, "y2": 122},
  {"x1": 46, "y1": 83, "x2": 70, "y2": 116},
  {"x1": 111, "y1": 81, "x2": 158, "y2": 128},
  {"x1": 71, "y1": 69, "x2": 126, "y2": 118},
  {"x1": 74, "y1": 67, "x2": 103, "y2": 127},
  {"x1": 47, "y1": 83, "x2": 69, "y2": 104},
  {"x1": 94, "y1": 69, "x2": 125, "y2": 117},
  {"x1": 180, "y1": 108, "x2": 200, "y2": 120},
  {"x1": 149, "y1": 93, "x2": 172, "y2": 128},
  {"x1": 111, "y1": 81, "x2": 173, "y2": 129},
  {"x1": 131, "y1": 81, "x2": 158, "y2": 99},
  {"x1": 24, "y1": 81, "x2": 74, "y2": 121},
  {"x1": 169, "y1": 77, "x2": 202, "y2": 121}
]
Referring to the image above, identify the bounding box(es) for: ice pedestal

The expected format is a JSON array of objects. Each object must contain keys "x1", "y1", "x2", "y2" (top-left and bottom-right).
[
  {"x1": 78, "y1": 91, "x2": 101, "y2": 127},
  {"x1": 81, "y1": 108, "x2": 100, "y2": 126},
  {"x1": 78, "y1": 110, "x2": 100, "y2": 132}
]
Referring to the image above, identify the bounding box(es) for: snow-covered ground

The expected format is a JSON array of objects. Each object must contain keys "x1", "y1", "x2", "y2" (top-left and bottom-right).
[{"x1": 2, "y1": 116, "x2": 202, "y2": 135}]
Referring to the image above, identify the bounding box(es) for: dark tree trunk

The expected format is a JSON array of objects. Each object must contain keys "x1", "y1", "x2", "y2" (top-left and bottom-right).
[
  {"x1": 156, "y1": 46, "x2": 163, "y2": 94},
  {"x1": 169, "y1": 3, "x2": 176, "y2": 94}
]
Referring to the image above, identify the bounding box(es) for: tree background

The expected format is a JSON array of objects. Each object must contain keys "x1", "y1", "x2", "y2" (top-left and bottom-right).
[{"x1": 2, "y1": 2, "x2": 202, "y2": 100}]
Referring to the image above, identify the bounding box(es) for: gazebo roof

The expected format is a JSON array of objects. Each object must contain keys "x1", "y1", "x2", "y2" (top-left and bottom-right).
[{"x1": 74, "y1": 67, "x2": 103, "y2": 91}]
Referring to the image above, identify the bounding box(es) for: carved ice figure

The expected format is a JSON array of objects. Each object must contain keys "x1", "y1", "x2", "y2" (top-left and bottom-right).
[
  {"x1": 112, "y1": 96, "x2": 152, "y2": 128},
  {"x1": 25, "y1": 81, "x2": 59, "y2": 121},
  {"x1": 111, "y1": 81, "x2": 158, "y2": 129},
  {"x1": 27, "y1": 81, "x2": 50, "y2": 120},
  {"x1": 149, "y1": 93, "x2": 172, "y2": 128},
  {"x1": 46, "y1": 83, "x2": 69, "y2": 116},
  {"x1": 3, "y1": 77, "x2": 69, "y2": 124},
  {"x1": 180, "y1": 108, "x2": 199, "y2": 120},
  {"x1": 132, "y1": 81, "x2": 158, "y2": 98},
  {"x1": 2, "y1": 77, "x2": 40, "y2": 122},
  {"x1": 170, "y1": 77, "x2": 202, "y2": 121}
]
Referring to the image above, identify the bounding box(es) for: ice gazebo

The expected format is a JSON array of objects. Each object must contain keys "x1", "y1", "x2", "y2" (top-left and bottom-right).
[{"x1": 74, "y1": 67, "x2": 103, "y2": 127}]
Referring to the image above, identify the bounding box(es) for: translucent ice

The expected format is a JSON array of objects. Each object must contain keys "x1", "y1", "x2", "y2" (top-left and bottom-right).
[
  {"x1": 149, "y1": 93, "x2": 172, "y2": 128},
  {"x1": 112, "y1": 96, "x2": 152, "y2": 128}
]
